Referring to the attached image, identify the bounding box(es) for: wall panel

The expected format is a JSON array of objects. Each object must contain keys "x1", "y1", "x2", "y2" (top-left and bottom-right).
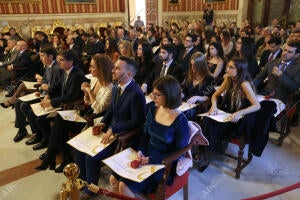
[
  {"x1": 162, "y1": 0, "x2": 238, "y2": 12},
  {"x1": 0, "y1": 0, "x2": 123, "y2": 14}
]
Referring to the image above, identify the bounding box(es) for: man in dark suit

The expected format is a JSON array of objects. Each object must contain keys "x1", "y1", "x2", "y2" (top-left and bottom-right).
[
  {"x1": 259, "y1": 37, "x2": 282, "y2": 69},
  {"x1": 66, "y1": 34, "x2": 82, "y2": 58},
  {"x1": 31, "y1": 50, "x2": 85, "y2": 149},
  {"x1": 142, "y1": 44, "x2": 183, "y2": 94},
  {"x1": 75, "y1": 56, "x2": 146, "y2": 197},
  {"x1": 13, "y1": 46, "x2": 64, "y2": 143},
  {"x1": 254, "y1": 40, "x2": 300, "y2": 103},
  {"x1": 22, "y1": 46, "x2": 64, "y2": 145},
  {"x1": 88, "y1": 33, "x2": 105, "y2": 55},
  {"x1": 1, "y1": 40, "x2": 32, "y2": 89},
  {"x1": 0, "y1": 38, "x2": 18, "y2": 68},
  {"x1": 177, "y1": 33, "x2": 199, "y2": 78}
]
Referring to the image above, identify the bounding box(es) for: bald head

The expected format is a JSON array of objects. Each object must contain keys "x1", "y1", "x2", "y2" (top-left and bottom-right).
[{"x1": 16, "y1": 40, "x2": 28, "y2": 51}]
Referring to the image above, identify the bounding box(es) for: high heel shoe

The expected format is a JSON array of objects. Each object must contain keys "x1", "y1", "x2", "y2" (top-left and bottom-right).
[
  {"x1": 1, "y1": 101, "x2": 13, "y2": 109},
  {"x1": 35, "y1": 159, "x2": 56, "y2": 170}
]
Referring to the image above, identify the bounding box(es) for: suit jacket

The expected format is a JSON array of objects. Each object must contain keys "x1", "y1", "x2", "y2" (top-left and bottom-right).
[
  {"x1": 101, "y1": 80, "x2": 146, "y2": 134},
  {"x1": 259, "y1": 49, "x2": 282, "y2": 69},
  {"x1": 145, "y1": 60, "x2": 183, "y2": 91},
  {"x1": 90, "y1": 40, "x2": 105, "y2": 55},
  {"x1": 51, "y1": 66, "x2": 85, "y2": 107},
  {"x1": 42, "y1": 61, "x2": 64, "y2": 98},
  {"x1": 1, "y1": 48, "x2": 19, "y2": 67},
  {"x1": 177, "y1": 47, "x2": 199, "y2": 76},
  {"x1": 253, "y1": 58, "x2": 300, "y2": 103},
  {"x1": 12, "y1": 49, "x2": 33, "y2": 79}
]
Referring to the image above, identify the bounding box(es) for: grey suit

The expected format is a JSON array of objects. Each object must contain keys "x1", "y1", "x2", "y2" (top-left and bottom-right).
[
  {"x1": 1, "y1": 48, "x2": 19, "y2": 68},
  {"x1": 253, "y1": 58, "x2": 300, "y2": 103}
]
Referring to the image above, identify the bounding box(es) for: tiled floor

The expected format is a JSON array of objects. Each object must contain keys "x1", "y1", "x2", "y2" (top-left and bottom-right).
[{"x1": 0, "y1": 89, "x2": 299, "y2": 200}]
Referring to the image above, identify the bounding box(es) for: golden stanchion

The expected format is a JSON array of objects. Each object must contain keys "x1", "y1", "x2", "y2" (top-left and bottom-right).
[{"x1": 59, "y1": 163, "x2": 85, "y2": 200}]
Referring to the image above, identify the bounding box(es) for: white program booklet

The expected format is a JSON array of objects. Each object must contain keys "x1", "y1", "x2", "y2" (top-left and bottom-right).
[
  {"x1": 57, "y1": 110, "x2": 87, "y2": 123},
  {"x1": 18, "y1": 92, "x2": 43, "y2": 102},
  {"x1": 67, "y1": 127, "x2": 115, "y2": 157},
  {"x1": 198, "y1": 109, "x2": 232, "y2": 122},
  {"x1": 30, "y1": 102, "x2": 61, "y2": 116},
  {"x1": 23, "y1": 81, "x2": 38, "y2": 90},
  {"x1": 103, "y1": 148, "x2": 165, "y2": 183}
]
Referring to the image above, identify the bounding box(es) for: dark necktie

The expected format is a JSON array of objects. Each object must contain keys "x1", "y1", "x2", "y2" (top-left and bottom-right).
[
  {"x1": 183, "y1": 49, "x2": 189, "y2": 59},
  {"x1": 280, "y1": 62, "x2": 287, "y2": 72},
  {"x1": 268, "y1": 53, "x2": 274, "y2": 62},
  {"x1": 160, "y1": 64, "x2": 167, "y2": 77},
  {"x1": 115, "y1": 86, "x2": 122, "y2": 102},
  {"x1": 62, "y1": 72, "x2": 68, "y2": 95}
]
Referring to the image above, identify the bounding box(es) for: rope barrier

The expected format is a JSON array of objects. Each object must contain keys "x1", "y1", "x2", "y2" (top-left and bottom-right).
[
  {"x1": 88, "y1": 183, "x2": 142, "y2": 200},
  {"x1": 242, "y1": 182, "x2": 300, "y2": 200}
]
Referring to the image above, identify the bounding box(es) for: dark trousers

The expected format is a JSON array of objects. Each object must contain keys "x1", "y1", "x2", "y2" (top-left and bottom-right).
[
  {"x1": 74, "y1": 141, "x2": 117, "y2": 195},
  {"x1": 46, "y1": 115, "x2": 86, "y2": 163}
]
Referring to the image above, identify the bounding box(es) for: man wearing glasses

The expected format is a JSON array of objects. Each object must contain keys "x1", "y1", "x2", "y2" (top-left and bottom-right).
[{"x1": 177, "y1": 33, "x2": 199, "y2": 78}]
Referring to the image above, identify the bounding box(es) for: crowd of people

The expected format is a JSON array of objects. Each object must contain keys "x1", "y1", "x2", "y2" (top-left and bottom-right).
[{"x1": 0, "y1": 17, "x2": 300, "y2": 199}]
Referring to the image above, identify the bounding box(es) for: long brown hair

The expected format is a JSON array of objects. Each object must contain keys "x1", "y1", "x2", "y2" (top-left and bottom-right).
[
  {"x1": 186, "y1": 52, "x2": 210, "y2": 83},
  {"x1": 92, "y1": 54, "x2": 113, "y2": 86},
  {"x1": 223, "y1": 57, "x2": 253, "y2": 110}
]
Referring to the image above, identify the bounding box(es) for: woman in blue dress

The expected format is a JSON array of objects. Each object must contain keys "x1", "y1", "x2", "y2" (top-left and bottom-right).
[{"x1": 109, "y1": 75, "x2": 190, "y2": 197}]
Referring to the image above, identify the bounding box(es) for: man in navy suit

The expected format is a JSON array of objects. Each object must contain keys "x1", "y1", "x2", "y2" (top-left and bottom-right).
[
  {"x1": 100, "y1": 55, "x2": 146, "y2": 142},
  {"x1": 75, "y1": 56, "x2": 146, "y2": 199}
]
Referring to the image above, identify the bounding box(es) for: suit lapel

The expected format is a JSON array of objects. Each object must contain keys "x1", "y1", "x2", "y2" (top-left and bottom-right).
[{"x1": 115, "y1": 81, "x2": 133, "y2": 107}]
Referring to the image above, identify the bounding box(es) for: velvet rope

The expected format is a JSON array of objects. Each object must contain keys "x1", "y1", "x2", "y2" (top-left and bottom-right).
[
  {"x1": 88, "y1": 184, "x2": 142, "y2": 200},
  {"x1": 242, "y1": 182, "x2": 300, "y2": 200}
]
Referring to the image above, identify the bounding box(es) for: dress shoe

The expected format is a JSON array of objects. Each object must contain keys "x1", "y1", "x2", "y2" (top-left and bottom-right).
[
  {"x1": 25, "y1": 136, "x2": 41, "y2": 145},
  {"x1": 39, "y1": 152, "x2": 47, "y2": 160},
  {"x1": 196, "y1": 158, "x2": 210, "y2": 172},
  {"x1": 55, "y1": 160, "x2": 72, "y2": 173},
  {"x1": 13, "y1": 130, "x2": 28, "y2": 142},
  {"x1": 35, "y1": 160, "x2": 56, "y2": 170},
  {"x1": 32, "y1": 142, "x2": 48, "y2": 150}
]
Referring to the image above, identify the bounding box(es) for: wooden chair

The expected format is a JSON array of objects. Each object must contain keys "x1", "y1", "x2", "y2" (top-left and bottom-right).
[
  {"x1": 223, "y1": 135, "x2": 252, "y2": 179},
  {"x1": 276, "y1": 91, "x2": 300, "y2": 146},
  {"x1": 144, "y1": 121, "x2": 209, "y2": 200},
  {"x1": 114, "y1": 126, "x2": 144, "y2": 154}
]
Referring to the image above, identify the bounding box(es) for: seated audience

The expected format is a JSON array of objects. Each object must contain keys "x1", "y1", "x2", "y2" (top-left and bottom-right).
[
  {"x1": 109, "y1": 75, "x2": 189, "y2": 197},
  {"x1": 12, "y1": 46, "x2": 63, "y2": 143},
  {"x1": 207, "y1": 42, "x2": 225, "y2": 82},
  {"x1": 35, "y1": 54, "x2": 113, "y2": 173},
  {"x1": 235, "y1": 37, "x2": 259, "y2": 78},
  {"x1": 135, "y1": 42, "x2": 155, "y2": 86},
  {"x1": 104, "y1": 37, "x2": 119, "y2": 63},
  {"x1": 75, "y1": 56, "x2": 146, "y2": 199},
  {"x1": 142, "y1": 44, "x2": 183, "y2": 94},
  {"x1": 177, "y1": 33, "x2": 199, "y2": 77},
  {"x1": 253, "y1": 40, "x2": 300, "y2": 104},
  {"x1": 200, "y1": 57, "x2": 260, "y2": 170},
  {"x1": 259, "y1": 36, "x2": 282, "y2": 69},
  {"x1": 182, "y1": 52, "x2": 215, "y2": 120},
  {"x1": 118, "y1": 40, "x2": 135, "y2": 59}
]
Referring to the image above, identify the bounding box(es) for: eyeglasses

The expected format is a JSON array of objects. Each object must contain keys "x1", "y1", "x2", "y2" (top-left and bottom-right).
[
  {"x1": 152, "y1": 92, "x2": 165, "y2": 98},
  {"x1": 185, "y1": 39, "x2": 192, "y2": 42}
]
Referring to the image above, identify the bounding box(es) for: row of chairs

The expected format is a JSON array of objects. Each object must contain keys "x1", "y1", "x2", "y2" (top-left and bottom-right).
[{"x1": 58, "y1": 90, "x2": 299, "y2": 199}]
